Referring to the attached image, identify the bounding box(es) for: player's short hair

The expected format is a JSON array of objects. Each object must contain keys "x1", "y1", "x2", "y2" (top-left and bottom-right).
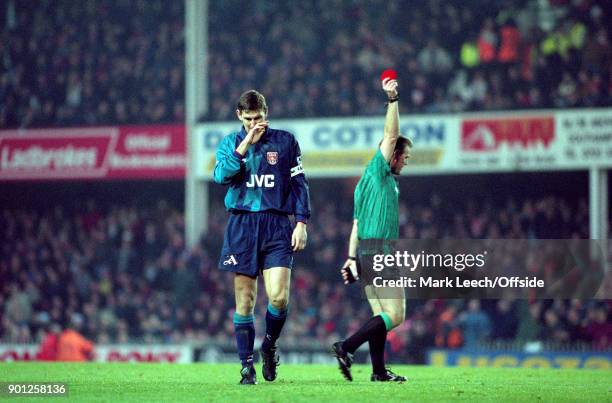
[{"x1": 237, "y1": 90, "x2": 268, "y2": 113}]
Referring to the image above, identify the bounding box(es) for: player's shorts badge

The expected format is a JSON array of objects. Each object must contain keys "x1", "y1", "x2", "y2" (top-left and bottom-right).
[{"x1": 266, "y1": 151, "x2": 278, "y2": 165}]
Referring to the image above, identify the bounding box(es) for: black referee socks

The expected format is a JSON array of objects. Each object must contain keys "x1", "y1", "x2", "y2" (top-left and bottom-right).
[{"x1": 342, "y1": 315, "x2": 388, "y2": 355}]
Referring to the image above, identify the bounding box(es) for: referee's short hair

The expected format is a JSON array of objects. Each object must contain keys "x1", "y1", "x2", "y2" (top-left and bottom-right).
[
  {"x1": 395, "y1": 136, "x2": 413, "y2": 154},
  {"x1": 379, "y1": 136, "x2": 413, "y2": 154},
  {"x1": 237, "y1": 90, "x2": 268, "y2": 113}
]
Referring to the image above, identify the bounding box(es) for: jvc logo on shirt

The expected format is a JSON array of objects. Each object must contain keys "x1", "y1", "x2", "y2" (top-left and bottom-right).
[{"x1": 246, "y1": 174, "x2": 275, "y2": 188}]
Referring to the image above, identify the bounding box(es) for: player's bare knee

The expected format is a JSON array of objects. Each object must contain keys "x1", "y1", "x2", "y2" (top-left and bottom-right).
[
  {"x1": 236, "y1": 291, "x2": 256, "y2": 314},
  {"x1": 269, "y1": 289, "x2": 289, "y2": 309},
  {"x1": 236, "y1": 300, "x2": 255, "y2": 315},
  {"x1": 269, "y1": 296, "x2": 288, "y2": 310}
]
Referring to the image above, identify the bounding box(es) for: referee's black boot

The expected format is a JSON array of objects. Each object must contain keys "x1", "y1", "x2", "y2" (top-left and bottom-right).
[
  {"x1": 261, "y1": 343, "x2": 279, "y2": 381},
  {"x1": 332, "y1": 341, "x2": 354, "y2": 381},
  {"x1": 239, "y1": 362, "x2": 257, "y2": 385},
  {"x1": 371, "y1": 368, "x2": 407, "y2": 382}
]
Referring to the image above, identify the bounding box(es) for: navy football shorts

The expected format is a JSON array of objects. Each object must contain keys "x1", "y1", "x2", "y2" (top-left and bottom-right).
[{"x1": 219, "y1": 211, "x2": 294, "y2": 277}]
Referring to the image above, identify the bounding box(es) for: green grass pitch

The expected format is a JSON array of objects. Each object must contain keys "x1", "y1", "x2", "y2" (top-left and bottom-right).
[{"x1": 1, "y1": 363, "x2": 610, "y2": 402}]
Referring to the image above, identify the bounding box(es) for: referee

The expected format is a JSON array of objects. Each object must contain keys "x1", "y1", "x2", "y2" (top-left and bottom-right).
[{"x1": 332, "y1": 77, "x2": 412, "y2": 382}]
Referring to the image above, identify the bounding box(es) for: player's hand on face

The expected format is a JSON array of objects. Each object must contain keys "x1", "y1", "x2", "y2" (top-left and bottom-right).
[
  {"x1": 246, "y1": 121, "x2": 268, "y2": 144},
  {"x1": 291, "y1": 223, "x2": 307, "y2": 252},
  {"x1": 341, "y1": 259, "x2": 359, "y2": 284},
  {"x1": 382, "y1": 78, "x2": 398, "y2": 99}
]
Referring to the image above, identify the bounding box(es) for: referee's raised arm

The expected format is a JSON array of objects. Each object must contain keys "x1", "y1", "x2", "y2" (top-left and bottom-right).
[{"x1": 379, "y1": 78, "x2": 400, "y2": 162}]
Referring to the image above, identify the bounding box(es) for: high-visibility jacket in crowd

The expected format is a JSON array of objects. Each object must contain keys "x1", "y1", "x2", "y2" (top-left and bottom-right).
[{"x1": 461, "y1": 42, "x2": 480, "y2": 68}]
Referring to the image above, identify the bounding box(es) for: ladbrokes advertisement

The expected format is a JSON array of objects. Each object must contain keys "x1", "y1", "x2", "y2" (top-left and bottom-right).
[{"x1": 0, "y1": 125, "x2": 185, "y2": 180}]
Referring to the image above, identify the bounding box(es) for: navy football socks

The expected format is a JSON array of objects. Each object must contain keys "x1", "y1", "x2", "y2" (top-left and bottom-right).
[
  {"x1": 261, "y1": 303, "x2": 287, "y2": 352},
  {"x1": 234, "y1": 312, "x2": 255, "y2": 367}
]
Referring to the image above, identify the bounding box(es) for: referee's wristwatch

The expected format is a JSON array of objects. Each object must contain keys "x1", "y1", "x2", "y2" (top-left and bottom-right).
[{"x1": 385, "y1": 94, "x2": 399, "y2": 106}]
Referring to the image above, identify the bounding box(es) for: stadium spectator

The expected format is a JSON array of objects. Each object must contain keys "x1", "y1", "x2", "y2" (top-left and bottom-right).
[
  {"x1": 478, "y1": 18, "x2": 498, "y2": 66},
  {"x1": 402, "y1": 317, "x2": 435, "y2": 364},
  {"x1": 582, "y1": 305, "x2": 612, "y2": 350},
  {"x1": 459, "y1": 300, "x2": 491, "y2": 349},
  {"x1": 516, "y1": 301, "x2": 544, "y2": 342},
  {"x1": 497, "y1": 19, "x2": 521, "y2": 65},
  {"x1": 435, "y1": 303, "x2": 463, "y2": 349},
  {"x1": 490, "y1": 300, "x2": 518, "y2": 341},
  {"x1": 539, "y1": 309, "x2": 570, "y2": 344},
  {"x1": 460, "y1": 35, "x2": 480, "y2": 69},
  {"x1": 36, "y1": 323, "x2": 61, "y2": 361},
  {"x1": 4, "y1": 284, "x2": 33, "y2": 327},
  {"x1": 57, "y1": 318, "x2": 94, "y2": 362},
  {"x1": 417, "y1": 39, "x2": 453, "y2": 77}
]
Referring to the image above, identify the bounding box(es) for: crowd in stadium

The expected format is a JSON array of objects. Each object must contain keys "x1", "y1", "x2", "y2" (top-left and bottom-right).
[
  {"x1": 2, "y1": 183, "x2": 610, "y2": 363},
  {"x1": 1, "y1": 0, "x2": 611, "y2": 128},
  {"x1": 0, "y1": 0, "x2": 184, "y2": 128},
  {"x1": 207, "y1": 0, "x2": 611, "y2": 119},
  {"x1": 0, "y1": 0, "x2": 610, "y2": 365}
]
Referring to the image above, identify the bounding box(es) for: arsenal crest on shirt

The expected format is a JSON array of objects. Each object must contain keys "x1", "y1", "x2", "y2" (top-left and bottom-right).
[{"x1": 266, "y1": 151, "x2": 278, "y2": 165}]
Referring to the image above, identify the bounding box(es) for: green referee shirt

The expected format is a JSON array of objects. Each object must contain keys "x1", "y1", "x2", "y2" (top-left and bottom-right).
[{"x1": 354, "y1": 148, "x2": 399, "y2": 240}]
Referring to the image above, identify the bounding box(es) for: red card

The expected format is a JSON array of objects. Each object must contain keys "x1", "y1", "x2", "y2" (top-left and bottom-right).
[{"x1": 380, "y1": 69, "x2": 397, "y2": 82}]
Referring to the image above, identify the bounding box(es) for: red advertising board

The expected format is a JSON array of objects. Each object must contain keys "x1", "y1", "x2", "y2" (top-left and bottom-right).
[
  {"x1": 462, "y1": 116, "x2": 555, "y2": 151},
  {"x1": 109, "y1": 125, "x2": 185, "y2": 179},
  {"x1": 0, "y1": 344, "x2": 192, "y2": 363},
  {"x1": 0, "y1": 125, "x2": 185, "y2": 180}
]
